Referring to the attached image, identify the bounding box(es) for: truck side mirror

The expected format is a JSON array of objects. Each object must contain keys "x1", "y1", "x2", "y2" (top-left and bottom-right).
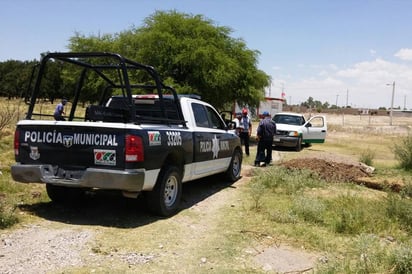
[{"x1": 227, "y1": 121, "x2": 236, "y2": 130}]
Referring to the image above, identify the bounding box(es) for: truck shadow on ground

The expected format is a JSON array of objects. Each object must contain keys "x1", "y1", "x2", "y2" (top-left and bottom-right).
[{"x1": 18, "y1": 174, "x2": 237, "y2": 228}]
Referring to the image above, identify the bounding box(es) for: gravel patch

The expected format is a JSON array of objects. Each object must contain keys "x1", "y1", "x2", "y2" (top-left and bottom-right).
[
  {"x1": 0, "y1": 223, "x2": 94, "y2": 274},
  {"x1": 254, "y1": 244, "x2": 318, "y2": 273}
]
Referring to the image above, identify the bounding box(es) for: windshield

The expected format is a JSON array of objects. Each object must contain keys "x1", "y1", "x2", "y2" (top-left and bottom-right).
[{"x1": 273, "y1": 114, "x2": 305, "y2": 125}]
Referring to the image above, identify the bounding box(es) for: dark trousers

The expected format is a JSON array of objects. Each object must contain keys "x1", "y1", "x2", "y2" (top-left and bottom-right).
[
  {"x1": 239, "y1": 131, "x2": 250, "y2": 155},
  {"x1": 54, "y1": 114, "x2": 65, "y2": 121},
  {"x1": 255, "y1": 139, "x2": 272, "y2": 164}
]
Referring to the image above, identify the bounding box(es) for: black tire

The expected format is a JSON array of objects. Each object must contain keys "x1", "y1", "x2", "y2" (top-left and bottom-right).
[
  {"x1": 225, "y1": 149, "x2": 242, "y2": 182},
  {"x1": 295, "y1": 137, "x2": 302, "y2": 152},
  {"x1": 46, "y1": 184, "x2": 85, "y2": 203},
  {"x1": 146, "y1": 166, "x2": 182, "y2": 217}
]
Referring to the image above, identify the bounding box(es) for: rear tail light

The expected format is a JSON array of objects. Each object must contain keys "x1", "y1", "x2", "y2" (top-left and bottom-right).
[
  {"x1": 125, "y1": 134, "x2": 144, "y2": 162},
  {"x1": 14, "y1": 130, "x2": 19, "y2": 156}
]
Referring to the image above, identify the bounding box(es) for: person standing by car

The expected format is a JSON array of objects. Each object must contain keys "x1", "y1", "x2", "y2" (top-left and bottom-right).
[
  {"x1": 239, "y1": 108, "x2": 252, "y2": 156},
  {"x1": 53, "y1": 98, "x2": 67, "y2": 121},
  {"x1": 254, "y1": 111, "x2": 276, "y2": 166},
  {"x1": 232, "y1": 112, "x2": 242, "y2": 136}
]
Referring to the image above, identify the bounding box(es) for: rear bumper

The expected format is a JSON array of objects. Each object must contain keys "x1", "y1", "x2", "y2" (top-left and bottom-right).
[{"x1": 11, "y1": 164, "x2": 146, "y2": 192}]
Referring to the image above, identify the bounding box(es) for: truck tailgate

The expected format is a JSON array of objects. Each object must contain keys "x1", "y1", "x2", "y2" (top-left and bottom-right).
[{"x1": 15, "y1": 123, "x2": 126, "y2": 169}]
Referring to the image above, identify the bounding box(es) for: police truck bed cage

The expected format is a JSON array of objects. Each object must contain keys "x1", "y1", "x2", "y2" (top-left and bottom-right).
[{"x1": 26, "y1": 52, "x2": 186, "y2": 126}]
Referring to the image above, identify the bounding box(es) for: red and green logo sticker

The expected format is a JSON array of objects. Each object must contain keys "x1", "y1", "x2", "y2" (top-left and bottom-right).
[
  {"x1": 94, "y1": 149, "x2": 116, "y2": 166},
  {"x1": 148, "y1": 131, "x2": 161, "y2": 146}
]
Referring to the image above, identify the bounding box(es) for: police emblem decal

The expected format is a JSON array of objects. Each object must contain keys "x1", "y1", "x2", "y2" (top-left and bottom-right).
[
  {"x1": 29, "y1": 146, "x2": 40, "y2": 160},
  {"x1": 63, "y1": 135, "x2": 73, "y2": 148}
]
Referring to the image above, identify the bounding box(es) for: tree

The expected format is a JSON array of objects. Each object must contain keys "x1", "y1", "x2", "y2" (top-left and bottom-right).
[
  {"x1": 0, "y1": 60, "x2": 37, "y2": 99},
  {"x1": 68, "y1": 10, "x2": 270, "y2": 109}
]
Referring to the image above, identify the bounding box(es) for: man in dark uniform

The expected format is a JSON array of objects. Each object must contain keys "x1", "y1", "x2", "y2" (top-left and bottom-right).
[{"x1": 254, "y1": 111, "x2": 276, "y2": 167}]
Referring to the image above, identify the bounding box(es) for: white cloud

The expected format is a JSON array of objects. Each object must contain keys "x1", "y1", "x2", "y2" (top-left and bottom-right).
[
  {"x1": 336, "y1": 58, "x2": 395, "y2": 84},
  {"x1": 394, "y1": 48, "x2": 412, "y2": 61},
  {"x1": 281, "y1": 58, "x2": 412, "y2": 108},
  {"x1": 370, "y1": 49, "x2": 377, "y2": 56}
]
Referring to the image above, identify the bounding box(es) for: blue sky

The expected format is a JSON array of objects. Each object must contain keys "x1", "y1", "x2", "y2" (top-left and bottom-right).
[{"x1": 1, "y1": 0, "x2": 412, "y2": 109}]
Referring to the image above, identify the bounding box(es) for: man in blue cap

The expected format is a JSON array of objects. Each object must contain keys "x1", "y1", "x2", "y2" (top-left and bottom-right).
[
  {"x1": 254, "y1": 111, "x2": 276, "y2": 166},
  {"x1": 54, "y1": 98, "x2": 67, "y2": 121}
]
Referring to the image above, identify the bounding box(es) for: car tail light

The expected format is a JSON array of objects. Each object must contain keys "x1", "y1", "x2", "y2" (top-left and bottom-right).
[
  {"x1": 14, "y1": 130, "x2": 19, "y2": 156},
  {"x1": 125, "y1": 134, "x2": 144, "y2": 162}
]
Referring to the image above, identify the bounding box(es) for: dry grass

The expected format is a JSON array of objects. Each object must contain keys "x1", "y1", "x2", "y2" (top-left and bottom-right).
[{"x1": 2, "y1": 102, "x2": 412, "y2": 272}]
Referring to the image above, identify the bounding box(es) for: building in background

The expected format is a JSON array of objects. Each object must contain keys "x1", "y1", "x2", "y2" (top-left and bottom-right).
[{"x1": 234, "y1": 97, "x2": 285, "y2": 119}]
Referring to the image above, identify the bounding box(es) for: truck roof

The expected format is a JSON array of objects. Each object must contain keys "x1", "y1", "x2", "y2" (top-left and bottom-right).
[{"x1": 25, "y1": 52, "x2": 186, "y2": 125}]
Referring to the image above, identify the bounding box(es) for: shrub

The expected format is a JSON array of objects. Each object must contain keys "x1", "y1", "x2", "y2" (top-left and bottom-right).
[
  {"x1": 359, "y1": 148, "x2": 375, "y2": 166},
  {"x1": 260, "y1": 166, "x2": 323, "y2": 195},
  {"x1": 386, "y1": 192, "x2": 412, "y2": 232},
  {"x1": 400, "y1": 178, "x2": 412, "y2": 198},
  {"x1": 325, "y1": 193, "x2": 387, "y2": 235},
  {"x1": 389, "y1": 243, "x2": 412, "y2": 274},
  {"x1": 393, "y1": 135, "x2": 412, "y2": 170},
  {"x1": 291, "y1": 195, "x2": 325, "y2": 224},
  {"x1": 248, "y1": 180, "x2": 266, "y2": 210},
  {"x1": 0, "y1": 199, "x2": 18, "y2": 229},
  {"x1": 0, "y1": 101, "x2": 18, "y2": 135},
  {"x1": 353, "y1": 234, "x2": 386, "y2": 273}
]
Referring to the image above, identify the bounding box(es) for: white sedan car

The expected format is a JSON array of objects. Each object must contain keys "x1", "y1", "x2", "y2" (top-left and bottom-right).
[{"x1": 272, "y1": 112, "x2": 327, "y2": 151}]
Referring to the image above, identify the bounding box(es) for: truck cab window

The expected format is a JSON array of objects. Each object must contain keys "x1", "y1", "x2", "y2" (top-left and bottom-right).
[
  {"x1": 192, "y1": 103, "x2": 225, "y2": 129},
  {"x1": 192, "y1": 103, "x2": 210, "y2": 128},
  {"x1": 206, "y1": 106, "x2": 225, "y2": 129}
]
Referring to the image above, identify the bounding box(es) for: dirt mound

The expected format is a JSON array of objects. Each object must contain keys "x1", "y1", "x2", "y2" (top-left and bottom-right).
[{"x1": 280, "y1": 158, "x2": 371, "y2": 183}]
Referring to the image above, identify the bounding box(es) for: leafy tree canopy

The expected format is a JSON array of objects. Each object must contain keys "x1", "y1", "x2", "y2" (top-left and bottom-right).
[
  {"x1": 0, "y1": 60, "x2": 37, "y2": 99},
  {"x1": 68, "y1": 10, "x2": 270, "y2": 109}
]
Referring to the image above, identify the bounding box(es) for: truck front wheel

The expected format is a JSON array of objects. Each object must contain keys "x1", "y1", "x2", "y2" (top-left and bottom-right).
[{"x1": 146, "y1": 166, "x2": 182, "y2": 217}]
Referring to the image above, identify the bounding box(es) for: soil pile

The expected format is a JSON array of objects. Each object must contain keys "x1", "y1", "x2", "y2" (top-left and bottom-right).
[{"x1": 280, "y1": 158, "x2": 371, "y2": 182}]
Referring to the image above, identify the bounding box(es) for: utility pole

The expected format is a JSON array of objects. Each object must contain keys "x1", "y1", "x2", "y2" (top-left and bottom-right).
[
  {"x1": 346, "y1": 89, "x2": 349, "y2": 107},
  {"x1": 404, "y1": 94, "x2": 407, "y2": 110},
  {"x1": 387, "y1": 81, "x2": 395, "y2": 126}
]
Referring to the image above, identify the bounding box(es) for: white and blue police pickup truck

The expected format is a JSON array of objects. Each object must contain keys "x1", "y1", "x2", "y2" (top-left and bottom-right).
[{"x1": 11, "y1": 52, "x2": 242, "y2": 217}]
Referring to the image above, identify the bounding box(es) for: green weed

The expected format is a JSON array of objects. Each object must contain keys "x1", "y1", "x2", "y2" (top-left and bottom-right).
[
  {"x1": 386, "y1": 192, "x2": 412, "y2": 232},
  {"x1": 393, "y1": 134, "x2": 412, "y2": 170},
  {"x1": 291, "y1": 195, "x2": 325, "y2": 224},
  {"x1": 359, "y1": 148, "x2": 375, "y2": 166},
  {"x1": 389, "y1": 243, "x2": 412, "y2": 274}
]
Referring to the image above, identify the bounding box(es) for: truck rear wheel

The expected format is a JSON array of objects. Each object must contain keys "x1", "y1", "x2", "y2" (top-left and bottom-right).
[
  {"x1": 146, "y1": 166, "x2": 182, "y2": 217},
  {"x1": 225, "y1": 149, "x2": 242, "y2": 182}
]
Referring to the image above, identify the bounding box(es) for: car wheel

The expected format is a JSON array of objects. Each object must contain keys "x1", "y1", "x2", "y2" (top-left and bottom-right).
[
  {"x1": 295, "y1": 137, "x2": 302, "y2": 152},
  {"x1": 146, "y1": 166, "x2": 182, "y2": 217},
  {"x1": 225, "y1": 149, "x2": 242, "y2": 182}
]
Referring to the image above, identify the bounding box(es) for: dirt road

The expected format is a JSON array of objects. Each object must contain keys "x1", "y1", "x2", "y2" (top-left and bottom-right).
[{"x1": 1, "y1": 160, "x2": 324, "y2": 273}]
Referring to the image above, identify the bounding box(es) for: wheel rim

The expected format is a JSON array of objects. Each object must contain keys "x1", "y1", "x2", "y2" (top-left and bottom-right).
[
  {"x1": 164, "y1": 175, "x2": 178, "y2": 207},
  {"x1": 232, "y1": 153, "x2": 241, "y2": 177}
]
